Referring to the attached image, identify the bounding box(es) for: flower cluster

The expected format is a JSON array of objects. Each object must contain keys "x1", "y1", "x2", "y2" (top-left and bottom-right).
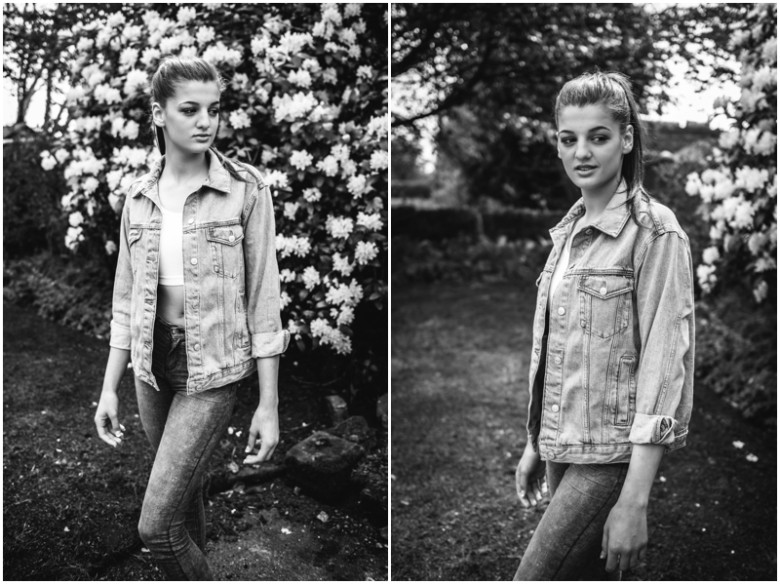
[
  {"x1": 39, "y1": 3, "x2": 388, "y2": 355},
  {"x1": 685, "y1": 3, "x2": 776, "y2": 303}
]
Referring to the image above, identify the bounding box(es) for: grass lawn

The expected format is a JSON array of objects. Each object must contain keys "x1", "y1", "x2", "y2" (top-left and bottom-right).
[{"x1": 391, "y1": 278, "x2": 776, "y2": 581}]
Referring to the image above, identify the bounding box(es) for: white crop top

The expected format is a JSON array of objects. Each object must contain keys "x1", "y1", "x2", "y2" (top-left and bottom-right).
[{"x1": 158, "y1": 189, "x2": 186, "y2": 286}]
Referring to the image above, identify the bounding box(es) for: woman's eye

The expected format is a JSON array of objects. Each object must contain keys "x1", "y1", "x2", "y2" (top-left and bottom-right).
[
  {"x1": 592, "y1": 135, "x2": 608, "y2": 143},
  {"x1": 182, "y1": 109, "x2": 195, "y2": 115},
  {"x1": 560, "y1": 138, "x2": 575, "y2": 146},
  {"x1": 209, "y1": 109, "x2": 220, "y2": 117}
]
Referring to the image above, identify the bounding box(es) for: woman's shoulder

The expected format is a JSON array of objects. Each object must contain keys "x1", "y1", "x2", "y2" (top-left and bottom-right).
[{"x1": 632, "y1": 191, "x2": 688, "y2": 240}]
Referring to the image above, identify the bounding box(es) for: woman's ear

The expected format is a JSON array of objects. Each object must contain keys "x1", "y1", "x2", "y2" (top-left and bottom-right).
[
  {"x1": 151, "y1": 102, "x2": 165, "y2": 128},
  {"x1": 622, "y1": 125, "x2": 634, "y2": 154}
]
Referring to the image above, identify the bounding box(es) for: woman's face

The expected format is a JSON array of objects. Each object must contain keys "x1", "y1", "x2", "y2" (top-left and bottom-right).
[
  {"x1": 153, "y1": 80, "x2": 221, "y2": 156},
  {"x1": 556, "y1": 104, "x2": 633, "y2": 198}
]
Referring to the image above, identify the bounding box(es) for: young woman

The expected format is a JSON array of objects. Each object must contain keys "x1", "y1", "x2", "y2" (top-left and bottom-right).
[
  {"x1": 93, "y1": 57, "x2": 289, "y2": 580},
  {"x1": 514, "y1": 71, "x2": 695, "y2": 580}
]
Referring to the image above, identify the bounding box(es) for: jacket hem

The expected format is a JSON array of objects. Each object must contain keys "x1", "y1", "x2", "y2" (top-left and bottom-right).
[{"x1": 186, "y1": 359, "x2": 257, "y2": 394}]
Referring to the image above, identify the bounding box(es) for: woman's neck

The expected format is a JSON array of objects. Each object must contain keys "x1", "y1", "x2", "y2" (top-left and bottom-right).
[
  {"x1": 162, "y1": 147, "x2": 209, "y2": 184},
  {"x1": 580, "y1": 174, "x2": 623, "y2": 222}
]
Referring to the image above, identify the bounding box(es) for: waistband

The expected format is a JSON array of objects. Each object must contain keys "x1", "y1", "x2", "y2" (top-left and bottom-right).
[{"x1": 154, "y1": 315, "x2": 185, "y2": 340}]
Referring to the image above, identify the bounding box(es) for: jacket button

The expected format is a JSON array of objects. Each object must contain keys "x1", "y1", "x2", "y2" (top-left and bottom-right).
[
  {"x1": 548, "y1": 452, "x2": 556, "y2": 460},
  {"x1": 228, "y1": 235, "x2": 235, "y2": 242},
  {"x1": 557, "y1": 306, "x2": 566, "y2": 316},
  {"x1": 554, "y1": 356, "x2": 562, "y2": 365},
  {"x1": 193, "y1": 343, "x2": 200, "y2": 351},
  {"x1": 600, "y1": 286, "x2": 608, "y2": 295},
  {"x1": 551, "y1": 404, "x2": 560, "y2": 413},
  {"x1": 585, "y1": 228, "x2": 592, "y2": 235},
  {"x1": 188, "y1": 217, "x2": 194, "y2": 225},
  {"x1": 191, "y1": 258, "x2": 198, "y2": 265}
]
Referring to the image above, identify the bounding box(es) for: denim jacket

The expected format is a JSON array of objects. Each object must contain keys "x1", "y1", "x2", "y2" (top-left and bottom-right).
[
  {"x1": 109, "y1": 149, "x2": 289, "y2": 394},
  {"x1": 526, "y1": 185, "x2": 695, "y2": 464}
]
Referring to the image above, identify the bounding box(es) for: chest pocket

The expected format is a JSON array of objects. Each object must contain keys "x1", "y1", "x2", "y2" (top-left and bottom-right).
[
  {"x1": 578, "y1": 273, "x2": 633, "y2": 339},
  {"x1": 206, "y1": 223, "x2": 245, "y2": 278}
]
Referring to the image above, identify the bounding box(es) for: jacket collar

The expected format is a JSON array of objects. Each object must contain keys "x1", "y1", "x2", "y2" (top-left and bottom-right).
[
  {"x1": 131, "y1": 148, "x2": 232, "y2": 198},
  {"x1": 551, "y1": 180, "x2": 635, "y2": 239}
]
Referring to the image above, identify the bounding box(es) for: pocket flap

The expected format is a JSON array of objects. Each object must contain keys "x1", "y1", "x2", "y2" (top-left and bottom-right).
[
  {"x1": 579, "y1": 274, "x2": 633, "y2": 299},
  {"x1": 206, "y1": 225, "x2": 244, "y2": 246},
  {"x1": 128, "y1": 228, "x2": 142, "y2": 245}
]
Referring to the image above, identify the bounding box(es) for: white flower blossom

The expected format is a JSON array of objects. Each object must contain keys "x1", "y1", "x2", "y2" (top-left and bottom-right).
[
  {"x1": 290, "y1": 149, "x2": 313, "y2": 171},
  {"x1": 251, "y1": 35, "x2": 270, "y2": 56},
  {"x1": 321, "y1": 4, "x2": 343, "y2": 26},
  {"x1": 121, "y1": 120, "x2": 140, "y2": 141},
  {"x1": 284, "y1": 202, "x2": 299, "y2": 220},
  {"x1": 344, "y1": 4, "x2": 362, "y2": 17},
  {"x1": 122, "y1": 25, "x2": 142, "y2": 43},
  {"x1": 326, "y1": 215, "x2": 354, "y2": 239},
  {"x1": 94, "y1": 84, "x2": 121, "y2": 105},
  {"x1": 332, "y1": 252, "x2": 354, "y2": 276},
  {"x1": 347, "y1": 44, "x2": 361, "y2": 59},
  {"x1": 370, "y1": 150, "x2": 388, "y2": 172},
  {"x1": 280, "y1": 291, "x2": 291, "y2": 309},
  {"x1": 202, "y1": 42, "x2": 242, "y2": 68},
  {"x1": 119, "y1": 47, "x2": 139, "y2": 69},
  {"x1": 357, "y1": 212, "x2": 383, "y2": 232},
  {"x1": 325, "y1": 279, "x2": 364, "y2": 307},
  {"x1": 124, "y1": 69, "x2": 149, "y2": 96},
  {"x1": 310, "y1": 318, "x2": 351, "y2": 355},
  {"x1": 366, "y1": 113, "x2": 389, "y2": 139},
  {"x1": 106, "y1": 12, "x2": 125, "y2": 28},
  {"x1": 105, "y1": 240, "x2": 117, "y2": 255},
  {"x1": 276, "y1": 234, "x2": 311, "y2": 258},
  {"x1": 288, "y1": 69, "x2": 312, "y2": 88},
  {"x1": 69, "y1": 211, "x2": 85, "y2": 227},
  {"x1": 65, "y1": 226, "x2": 84, "y2": 251},
  {"x1": 303, "y1": 188, "x2": 322, "y2": 202},
  {"x1": 302, "y1": 266, "x2": 321, "y2": 290},
  {"x1": 702, "y1": 246, "x2": 720, "y2": 265},
  {"x1": 41, "y1": 152, "x2": 57, "y2": 171},
  {"x1": 336, "y1": 305, "x2": 354, "y2": 326},
  {"x1": 355, "y1": 241, "x2": 379, "y2": 265},
  {"x1": 229, "y1": 110, "x2": 252, "y2": 130},
  {"x1": 177, "y1": 6, "x2": 196, "y2": 24},
  {"x1": 273, "y1": 91, "x2": 318, "y2": 123},
  {"x1": 76, "y1": 37, "x2": 94, "y2": 53},
  {"x1": 339, "y1": 28, "x2": 357, "y2": 46},
  {"x1": 196, "y1": 26, "x2": 216, "y2": 45},
  {"x1": 54, "y1": 148, "x2": 69, "y2": 164},
  {"x1": 265, "y1": 170, "x2": 288, "y2": 188},
  {"x1": 340, "y1": 159, "x2": 357, "y2": 177},
  {"x1": 734, "y1": 166, "x2": 769, "y2": 193},
  {"x1": 280, "y1": 269, "x2": 296, "y2": 283},
  {"x1": 83, "y1": 176, "x2": 100, "y2": 195},
  {"x1": 317, "y1": 155, "x2": 339, "y2": 177},
  {"x1": 697, "y1": 264, "x2": 717, "y2": 293},
  {"x1": 347, "y1": 174, "x2": 370, "y2": 198}
]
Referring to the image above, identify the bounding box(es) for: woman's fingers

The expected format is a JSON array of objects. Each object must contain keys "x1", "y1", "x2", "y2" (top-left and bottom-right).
[{"x1": 619, "y1": 551, "x2": 632, "y2": 572}]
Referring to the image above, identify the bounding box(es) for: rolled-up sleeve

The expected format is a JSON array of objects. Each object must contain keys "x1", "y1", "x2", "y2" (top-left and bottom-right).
[
  {"x1": 630, "y1": 230, "x2": 695, "y2": 451},
  {"x1": 242, "y1": 179, "x2": 290, "y2": 358},
  {"x1": 109, "y1": 201, "x2": 133, "y2": 350}
]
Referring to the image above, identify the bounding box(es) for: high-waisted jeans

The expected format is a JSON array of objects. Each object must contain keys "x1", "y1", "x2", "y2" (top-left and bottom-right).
[
  {"x1": 135, "y1": 316, "x2": 238, "y2": 580},
  {"x1": 514, "y1": 461, "x2": 629, "y2": 581}
]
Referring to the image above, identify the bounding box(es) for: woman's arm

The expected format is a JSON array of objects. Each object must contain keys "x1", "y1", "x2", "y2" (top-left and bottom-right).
[
  {"x1": 94, "y1": 347, "x2": 131, "y2": 447},
  {"x1": 243, "y1": 355, "x2": 280, "y2": 464},
  {"x1": 601, "y1": 444, "x2": 664, "y2": 572}
]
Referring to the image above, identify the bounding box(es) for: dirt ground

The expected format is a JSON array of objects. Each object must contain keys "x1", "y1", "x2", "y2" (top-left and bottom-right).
[
  {"x1": 2, "y1": 301, "x2": 387, "y2": 581},
  {"x1": 391, "y1": 280, "x2": 776, "y2": 581}
]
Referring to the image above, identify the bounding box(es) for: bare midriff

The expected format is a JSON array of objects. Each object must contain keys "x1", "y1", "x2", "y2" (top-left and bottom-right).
[{"x1": 157, "y1": 284, "x2": 185, "y2": 327}]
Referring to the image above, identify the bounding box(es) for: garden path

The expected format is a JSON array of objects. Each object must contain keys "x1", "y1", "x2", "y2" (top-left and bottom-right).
[{"x1": 391, "y1": 280, "x2": 776, "y2": 581}]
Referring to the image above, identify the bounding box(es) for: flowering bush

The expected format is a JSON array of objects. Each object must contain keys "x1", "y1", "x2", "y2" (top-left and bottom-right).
[
  {"x1": 39, "y1": 3, "x2": 388, "y2": 355},
  {"x1": 684, "y1": 3, "x2": 776, "y2": 303}
]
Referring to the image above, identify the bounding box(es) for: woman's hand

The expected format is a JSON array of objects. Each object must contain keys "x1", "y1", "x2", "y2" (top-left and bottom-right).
[
  {"x1": 601, "y1": 500, "x2": 648, "y2": 573},
  {"x1": 515, "y1": 441, "x2": 547, "y2": 507},
  {"x1": 94, "y1": 389, "x2": 124, "y2": 448},
  {"x1": 243, "y1": 404, "x2": 279, "y2": 464}
]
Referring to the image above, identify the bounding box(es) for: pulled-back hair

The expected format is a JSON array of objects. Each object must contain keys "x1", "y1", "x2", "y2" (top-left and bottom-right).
[
  {"x1": 150, "y1": 56, "x2": 224, "y2": 156},
  {"x1": 554, "y1": 71, "x2": 646, "y2": 196}
]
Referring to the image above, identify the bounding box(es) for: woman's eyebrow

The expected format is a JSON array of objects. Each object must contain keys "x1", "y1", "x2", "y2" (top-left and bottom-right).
[
  {"x1": 558, "y1": 126, "x2": 612, "y2": 134},
  {"x1": 177, "y1": 100, "x2": 221, "y2": 106}
]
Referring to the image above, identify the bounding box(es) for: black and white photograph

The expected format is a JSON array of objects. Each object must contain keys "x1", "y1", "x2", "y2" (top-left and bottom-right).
[
  {"x1": 4, "y1": 3, "x2": 388, "y2": 580},
  {"x1": 391, "y1": 3, "x2": 776, "y2": 581}
]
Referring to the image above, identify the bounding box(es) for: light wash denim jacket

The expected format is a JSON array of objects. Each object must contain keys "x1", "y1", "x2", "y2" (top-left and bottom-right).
[
  {"x1": 109, "y1": 149, "x2": 289, "y2": 394},
  {"x1": 527, "y1": 185, "x2": 695, "y2": 464}
]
